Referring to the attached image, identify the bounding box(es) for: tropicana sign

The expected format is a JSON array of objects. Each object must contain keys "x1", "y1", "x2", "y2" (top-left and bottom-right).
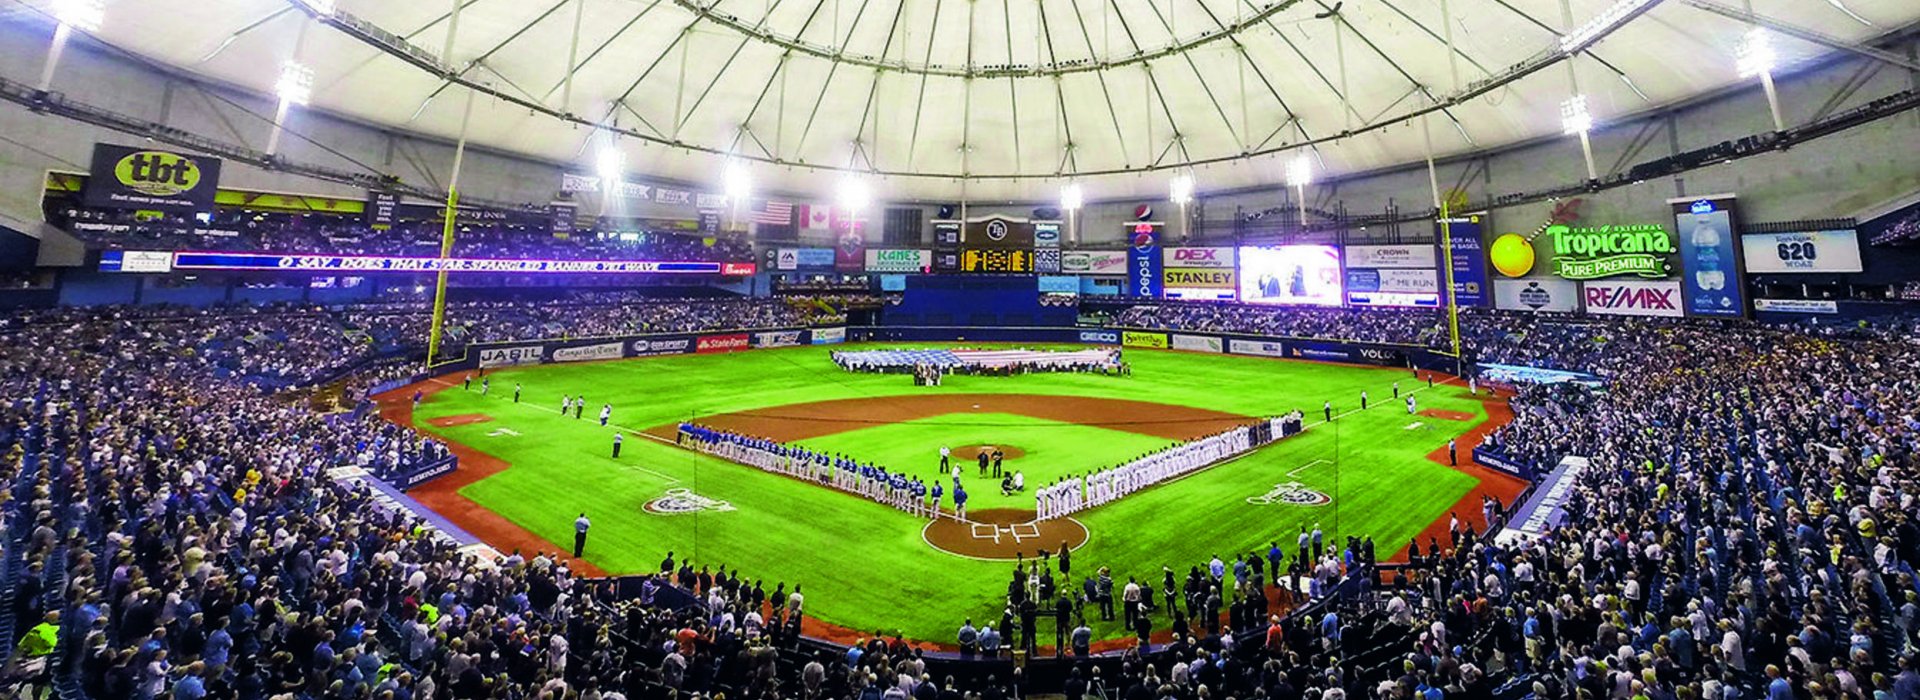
[{"x1": 1545, "y1": 223, "x2": 1676, "y2": 280}]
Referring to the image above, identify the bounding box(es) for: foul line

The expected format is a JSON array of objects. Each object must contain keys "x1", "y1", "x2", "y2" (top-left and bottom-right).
[{"x1": 423, "y1": 377, "x2": 681, "y2": 484}]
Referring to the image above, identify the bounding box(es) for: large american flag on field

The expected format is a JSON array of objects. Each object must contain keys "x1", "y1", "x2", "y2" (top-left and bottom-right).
[
  {"x1": 835, "y1": 348, "x2": 1120, "y2": 369},
  {"x1": 746, "y1": 199, "x2": 794, "y2": 225}
]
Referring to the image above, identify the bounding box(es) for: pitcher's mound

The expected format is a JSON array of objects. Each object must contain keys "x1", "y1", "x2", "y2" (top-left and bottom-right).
[
  {"x1": 1418, "y1": 409, "x2": 1476, "y2": 422},
  {"x1": 923, "y1": 508, "x2": 1088, "y2": 560},
  {"x1": 951, "y1": 445, "x2": 1027, "y2": 461}
]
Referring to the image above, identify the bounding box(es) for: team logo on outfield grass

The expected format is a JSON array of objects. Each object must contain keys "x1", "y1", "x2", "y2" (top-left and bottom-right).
[
  {"x1": 643, "y1": 488, "x2": 736, "y2": 515},
  {"x1": 1246, "y1": 482, "x2": 1331, "y2": 507}
]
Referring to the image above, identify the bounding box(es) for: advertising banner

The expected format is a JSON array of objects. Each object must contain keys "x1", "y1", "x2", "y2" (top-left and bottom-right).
[
  {"x1": 1078, "y1": 330, "x2": 1120, "y2": 344},
  {"x1": 628, "y1": 336, "x2": 695, "y2": 356},
  {"x1": 85, "y1": 144, "x2": 223, "y2": 212},
  {"x1": 98, "y1": 250, "x2": 175, "y2": 273},
  {"x1": 809, "y1": 327, "x2": 848, "y2": 345},
  {"x1": 1345, "y1": 245, "x2": 1437, "y2": 269},
  {"x1": 1237, "y1": 245, "x2": 1343, "y2": 306},
  {"x1": 1163, "y1": 247, "x2": 1236, "y2": 269},
  {"x1": 697, "y1": 333, "x2": 751, "y2": 353},
  {"x1": 1035, "y1": 248, "x2": 1062, "y2": 274},
  {"x1": 549, "y1": 201, "x2": 578, "y2": 237},
  {"x1": 1037, "y1": 276, "x2": 1080, "y2": 294},
  {"x1": 478, "y1": 345, "x2": 544, "y2": 368},
  {"x1": 1163, "y1": 268, "x2": 1237, "y2": 289},
  {"x1": 1287, "y1": 342, "x2": 1406, "y2": 366},
  {"x1": 1171, "y1": 334, "x2": 1225, "y2": 353},
  {"x1": 550, "y1": 342, "x2": 624, "y2": 363},
  {"x1": 1228, "y1": 339, "x2": 1287, "y2": 358},
  {"x1": 1062, "y1": 250, "x2": 1129, "y2": 275},
  {"x1": 795, "y1": 248, "x2": 835, "y2": 270},
  {"x1": 1034, "y1": 222, "x2": 1062, "y2": 248},
  {"x1": 1493, "y1": 279, "x2": 1579, "y2": 313},
  {"x1": 366, "y1": 191, "x2": 399, "y2": 230},
  {"x1": 167, "y1": 252, "x2": 747, "y2": 275},
  {"x1": 1671, "y1": 196, "x2": 1746, "y2": 317},
  {"x1": 1127, "y1": 223, "x2": 1164, "y2": 297},
  {"x1": 1346, "y1": 268, "x2": 1439, "y2": 294},
  {"x1": 836, "y1": 228, "x2": 866, "y2": 272},
  {"x1": 1440, "y1": 215, "x2": 1490, "y2": 307},
  {"x1": 751, "y1": 330, "x2": 804, "y2": 348},
  {"x1": 879, "y1": 274, "x2": 908, "y2": 291},
  {"x1": 1741, "y1": 230, "x2": 1863, "y2": 273},
  {"x1": 1543, "y1": 223, "x2": 1677, "y2": 279},
  {"x1": 1581, "y1": 280, "x2": 1684, "y2": 317},
  {"x1": 865, "y1": 249, "x2": 931, "y2": 272},
  {"x1": 1753, "y1": 298, "x2": 1839, "y2": 314},
  {"x1": 776, "y1": 249, "x2": 798, "y2": 270},
  {"x1": 1122, "y1": 331, "x2": 1169, "y2": 349}
]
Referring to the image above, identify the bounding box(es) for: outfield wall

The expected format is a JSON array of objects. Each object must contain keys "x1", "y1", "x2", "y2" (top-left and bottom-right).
[{"x1": 453, "y1": 324, "x2": 1464, "y2": 375}]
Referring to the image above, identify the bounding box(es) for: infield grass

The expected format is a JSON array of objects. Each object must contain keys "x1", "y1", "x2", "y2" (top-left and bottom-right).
[{"x1": 411, "y1": 343, "x2": 1484, "y2": 643}]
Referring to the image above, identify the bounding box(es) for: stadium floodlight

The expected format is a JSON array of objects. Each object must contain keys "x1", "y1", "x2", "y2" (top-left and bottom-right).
[
  {"x1": 1736, "y1": 28, "x2": 1776, "y2": 78},
  {"x1": 836, "y1": 177, "x2": 871, "y2": 213},
  {"x1": 1558, "y1": 0, "x2": 1654, "y2": 54},
  {"x1": 596, "y1": 143, "x2": 624, "y2": 183},
  {"x1": 1560, "y1": 95, "x2": 1593, "y2": 135},
  {"x1": 723, "y1": 162, "x2": 752, "y2": 204},
  {"x1": 1169, "y1": 174, "x2": 1194, "y2": 205},
  {"x1": 1059, "y1": 183, "x2": 1084, "y2": 211},
  {"x1": 53, "y1": 0, "x2": 105, "y2": 31},
  {"x1": 1285, "y1": 155, "x2": 1313, "y2": 188},
  {"x1": 275, "y1": 61, "x2": 315, "y2": 106}
]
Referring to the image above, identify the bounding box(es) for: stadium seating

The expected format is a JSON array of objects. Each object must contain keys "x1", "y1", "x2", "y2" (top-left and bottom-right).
[{"x1": 1, "y1": 301, "x2": 1916, "y2": 700}]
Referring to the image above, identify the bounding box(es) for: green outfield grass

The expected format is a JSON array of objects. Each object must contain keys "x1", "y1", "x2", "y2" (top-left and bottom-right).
[
  {"x1": 795, "y1": 412, "x2": 1178, "y2": 510},
  {"x1": 410, "y1": 343, "x2": 1486, "y2": 643}
]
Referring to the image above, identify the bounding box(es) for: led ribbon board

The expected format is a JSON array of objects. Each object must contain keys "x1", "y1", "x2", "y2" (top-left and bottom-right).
[{"x1": 169, "y1": 251, "x2": 755, "y2": 274}]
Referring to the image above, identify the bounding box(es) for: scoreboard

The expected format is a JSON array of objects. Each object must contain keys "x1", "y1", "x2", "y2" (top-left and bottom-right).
[{"x1": 959, "y1": 248, "x2": 1035, "y2": 273}]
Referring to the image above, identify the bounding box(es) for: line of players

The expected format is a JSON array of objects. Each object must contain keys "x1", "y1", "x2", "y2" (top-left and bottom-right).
[
  {"x1": 1035, "y1": 425, "x2": 1255, "y2": 521},
  {"x1": 676, "y1": 423, "x2": 970, "y2": 520}
]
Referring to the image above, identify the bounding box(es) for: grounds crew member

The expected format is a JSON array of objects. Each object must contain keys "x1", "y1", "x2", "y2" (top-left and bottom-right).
[
  {"x1": 574, "y1": 513, "x2": 591, "y2": 557},
  {"x1": 611, "y1": 432, "x2": 623, "y2": 458}
]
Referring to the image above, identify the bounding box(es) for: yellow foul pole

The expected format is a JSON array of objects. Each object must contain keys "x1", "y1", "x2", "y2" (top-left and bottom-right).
[{"x1": 425, "y1": 86, "x2": 479, "y2": 369}]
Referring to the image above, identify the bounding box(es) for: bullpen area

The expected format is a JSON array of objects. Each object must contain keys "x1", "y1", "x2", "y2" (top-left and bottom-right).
[{"x1": 390, "y1": 342, "x2": 1513, "y2": 646}]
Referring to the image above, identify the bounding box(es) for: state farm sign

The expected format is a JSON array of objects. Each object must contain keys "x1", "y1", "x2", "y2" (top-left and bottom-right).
[
  {"x1": 1162, "y1": 247, "x2": 1235, "y2": 269},
  {"x1": 1581, "y1": 280, "x2": 1683, "y2": 317}
]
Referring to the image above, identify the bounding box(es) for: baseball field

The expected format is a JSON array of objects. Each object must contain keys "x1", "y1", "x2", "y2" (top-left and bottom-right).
[{"x1": 394, "y1": 343, "x2": 1512, "y2": 645}]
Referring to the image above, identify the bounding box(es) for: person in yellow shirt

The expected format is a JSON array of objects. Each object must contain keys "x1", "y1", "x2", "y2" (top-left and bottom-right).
[{"x1": 6, "y1": 611, "x2": 60, "y2": 699}]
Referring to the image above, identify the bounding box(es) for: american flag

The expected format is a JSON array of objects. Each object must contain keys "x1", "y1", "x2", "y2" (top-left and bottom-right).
[{"x1": 746, "y1": 199, "x2": 794, "y2": 225}]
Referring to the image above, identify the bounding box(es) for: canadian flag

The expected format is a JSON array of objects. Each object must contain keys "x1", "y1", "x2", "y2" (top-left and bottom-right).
[
  {"x1": 797, "y1": 203, "x2": 836, "y2": 233},
  {"x1": 798, "y1": 203, "x2": 867, "y2": 235}
]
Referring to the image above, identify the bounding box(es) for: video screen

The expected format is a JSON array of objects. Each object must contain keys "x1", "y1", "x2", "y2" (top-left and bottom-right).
[{"x1": 1237, "y1": 245, "x2": 1343, "y2": 306}]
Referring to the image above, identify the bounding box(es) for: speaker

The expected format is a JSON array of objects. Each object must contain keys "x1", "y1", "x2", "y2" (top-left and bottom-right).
[
  {"x1": 937, "y1": 204, "x2": 957, "y2": 219},
  {"x1": 1032, "y1": 207, "x2": 1061, "y2": 220}
]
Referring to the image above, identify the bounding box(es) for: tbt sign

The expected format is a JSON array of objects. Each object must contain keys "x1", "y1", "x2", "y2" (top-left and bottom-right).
[{"x1": 85, "y1": 144, "x2": 222, "y2": 212}]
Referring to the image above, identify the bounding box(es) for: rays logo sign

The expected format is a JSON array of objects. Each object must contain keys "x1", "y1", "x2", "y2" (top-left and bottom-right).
[
  {"x1": 1245, "y1": 482, "x2": 1331, "y2": 507},
  {"x1": 643, "y1": 488, "x2": 737, "y2": 515}
]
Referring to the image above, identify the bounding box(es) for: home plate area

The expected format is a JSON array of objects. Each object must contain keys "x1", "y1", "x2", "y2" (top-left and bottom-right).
[
  {"x1": 971, "y1": 521, "x2": 1042, "y2": 544},
  {"x1": 924, "y1": 508, "x2": 1089, "y2": 560}
]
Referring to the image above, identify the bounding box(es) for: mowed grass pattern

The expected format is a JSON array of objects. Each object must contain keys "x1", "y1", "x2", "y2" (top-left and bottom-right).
[{"x1": 412, "y1": 344, "x2": 1483, "y2": 641}]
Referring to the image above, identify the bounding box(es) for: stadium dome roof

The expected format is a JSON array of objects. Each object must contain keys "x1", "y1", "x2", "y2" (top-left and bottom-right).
[{"x1": 64, "y1": 0, "x2": 1920, "y2": 201}]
